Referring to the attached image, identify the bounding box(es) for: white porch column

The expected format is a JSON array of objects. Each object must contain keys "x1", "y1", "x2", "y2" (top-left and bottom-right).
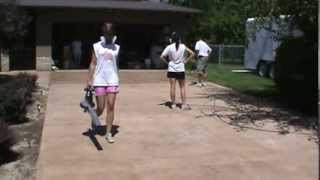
[
  {"x1": 36, "y1": 19, "x2": 52, "y2": 71},
  {"x1": 0, "y1": 49, "x2": 9, "y2": 72}
]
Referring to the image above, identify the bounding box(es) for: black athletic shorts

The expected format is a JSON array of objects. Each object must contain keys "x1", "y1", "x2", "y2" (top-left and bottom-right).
[{"x1": 167, "y1": 72, "x2": 185, "y2": 80}]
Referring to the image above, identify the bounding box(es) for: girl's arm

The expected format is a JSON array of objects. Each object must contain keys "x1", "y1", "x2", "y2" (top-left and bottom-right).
[
  {"x1": 160, "y1": 55, "x2": 169, "y2": 64},
  {"x1": 87, "y1": 50, "x2": 97, "y2": 87},
  {"x1": 160, "y1": 46, "x2": 169, "y2": 64},
  {"x1": 184, "y1": 46, "x2": 195, "y2": 64}
]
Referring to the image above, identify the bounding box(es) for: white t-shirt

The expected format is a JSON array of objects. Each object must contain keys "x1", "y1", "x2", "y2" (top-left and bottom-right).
[
  {"x1": 161, "y1": 43, "x2": 186, "y2": 72},
  {"x1": 195, "y1": 40, "x2": 212, "y2": 57},
  {"x1": 93, "y1": 37, "x2": 120, "y2": 86}
]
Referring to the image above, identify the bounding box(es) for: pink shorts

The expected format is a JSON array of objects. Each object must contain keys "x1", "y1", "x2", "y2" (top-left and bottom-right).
[{"x1": 95, "y1": 86, "x2": 120, "y2": 96}]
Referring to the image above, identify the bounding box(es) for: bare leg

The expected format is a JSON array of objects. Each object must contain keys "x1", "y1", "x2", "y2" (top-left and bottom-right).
[
  {"x1": 105, "y1": 93, "x2": 117, "y2": 135},
  {"x1": 169, "y1": 78, "x2": 176, "y2": 105},
  {"x1": 95, "y1": 95, "x2": 105, "y2": 116},
  {"x1": 204, "y1": 72, "x2": 208, "y2": 81},
  {"x1": 178, "y1": 79, "x2": 186, "y2": 105},
  {"x1": 203, "y1": 72, "x2": 208, "y2": 85},
  {"x1": 197, "y1": 73, "x2": 202, "y2": 83}
]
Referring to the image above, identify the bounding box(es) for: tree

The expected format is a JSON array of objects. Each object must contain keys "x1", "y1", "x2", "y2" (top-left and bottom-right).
[
  {"x1": 0, "y1": 0, "x2": 31, "y2": 49},
  {"x1": 270, "y1": 0, "x2": 318, "y2": 114},
  {"x1": 169, "y1": 0, "x2": 267, "y2": 44},
  {"x1": 0, "y1": 0, "x2": 31, "y2": 71},
  {"x1": 170, "y1": 0, "x2": 317, "y2": 44}
]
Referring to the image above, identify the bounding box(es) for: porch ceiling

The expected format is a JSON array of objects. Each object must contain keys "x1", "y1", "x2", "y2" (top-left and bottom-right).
[{"x1": 17, "y1": 0, "x2": 201, "y2": 14}]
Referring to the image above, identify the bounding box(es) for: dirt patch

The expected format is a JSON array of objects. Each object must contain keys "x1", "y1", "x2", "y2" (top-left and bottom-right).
[
  {"x1": 198, "y1": 84, "x2": 318, "y2": 141},
  {"x1": 0, "y1": 82, "x2": 49, "y2": 180}
]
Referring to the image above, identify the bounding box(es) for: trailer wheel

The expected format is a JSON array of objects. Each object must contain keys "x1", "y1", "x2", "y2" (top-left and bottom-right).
[
  {"x1": 268, "y1": 63, "x2": 275, "y2": 79},
  {"x1": 257, "y1": 61, "x2": 268, "y2": 77}
]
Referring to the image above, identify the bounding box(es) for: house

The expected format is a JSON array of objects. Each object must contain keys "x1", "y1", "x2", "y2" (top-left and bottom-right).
[{"x1": 1, "y1": 0, "x2": 199, "y2": 71}]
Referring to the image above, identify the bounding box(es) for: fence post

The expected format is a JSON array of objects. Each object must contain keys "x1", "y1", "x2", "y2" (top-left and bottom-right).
[
  {"x1": 221, "y1": 44, "x2": 224, "y2": 64},
  {"x1": 218, "y1": 45, "x2": 222, "y2": 64}
]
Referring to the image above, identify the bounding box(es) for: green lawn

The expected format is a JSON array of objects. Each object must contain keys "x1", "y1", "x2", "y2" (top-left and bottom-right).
[{"x1": 206, "y1": 64, "x2": 279, "y2": 96}]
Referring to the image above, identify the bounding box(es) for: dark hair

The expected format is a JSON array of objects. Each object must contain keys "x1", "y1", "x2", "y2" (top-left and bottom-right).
[
  {"x1": 101, "y1": 22, "x2": 114, "y2": 34},
  {"x1": 171, "y1": 32, "x2": 180, "y2": 50},
  {"x1": 198, "y1": 34, "x2": 204, "y2": 39}
]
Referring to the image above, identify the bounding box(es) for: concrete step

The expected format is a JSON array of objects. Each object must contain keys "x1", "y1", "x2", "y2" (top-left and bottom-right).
[{"x1": 51, "y1": 70, "x2": 168, "y2": 84}]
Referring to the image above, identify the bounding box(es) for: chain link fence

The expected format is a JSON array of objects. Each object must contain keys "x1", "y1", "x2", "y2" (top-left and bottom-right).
[{"x1": 209, "y1": 45, "x2": 245, "y2": 65}]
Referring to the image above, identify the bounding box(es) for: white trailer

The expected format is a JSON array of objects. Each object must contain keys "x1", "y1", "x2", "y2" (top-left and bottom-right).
[
  {"x1": 244, "y1": 17, "x2": 302, "y2": 78},
  {"x1": 244, "y1": 18, "x2": 281, "y2": 78}
]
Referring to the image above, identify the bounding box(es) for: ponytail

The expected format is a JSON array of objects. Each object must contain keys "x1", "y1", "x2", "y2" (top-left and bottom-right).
[
  {"x1": 171, "y1": 32, "x2": 180, "y2": 50},
  {"x1": 175, "y1": 39, "x2": 180, "y2": 50}
]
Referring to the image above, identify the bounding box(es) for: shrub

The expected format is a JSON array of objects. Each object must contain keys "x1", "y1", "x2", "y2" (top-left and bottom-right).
[
  {"x1": 0, "y1": 120, "x2": 18, "y2": 166},
  {"x1": 274, "y1": 37, "x2": 317, "y2": 114},
  {"x1": 0, "y1": 73, "x2": 37, "y2": 124},
  {"x1": 0, "y1": 120, "x2": 10, "y2": 144}
]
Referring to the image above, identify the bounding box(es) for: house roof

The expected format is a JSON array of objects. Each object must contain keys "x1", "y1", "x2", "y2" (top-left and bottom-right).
[{"x1": 17, "y1": 0, "x2": 201, "y2": 13}]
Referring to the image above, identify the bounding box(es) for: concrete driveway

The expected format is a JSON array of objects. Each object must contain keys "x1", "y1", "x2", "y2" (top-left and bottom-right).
[{"x1": 36, "y1": 70, "x2": 318, "y2": 180}]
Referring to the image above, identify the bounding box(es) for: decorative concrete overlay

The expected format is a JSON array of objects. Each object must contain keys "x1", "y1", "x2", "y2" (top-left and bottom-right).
[{"x1": 36, "y1": 70, "x2": 318, "y2": 180}]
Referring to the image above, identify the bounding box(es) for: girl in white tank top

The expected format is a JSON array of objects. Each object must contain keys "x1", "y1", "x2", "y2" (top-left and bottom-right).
[
  {"x1": 87, "y1": 22, "x2": 119, "y2": 143},
  {"x1": 92, "y1": 36, "x2": 120, "y2": 86},
  {"x1": 160, "y1": 32, "x2": 195, "y2": 110}
]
